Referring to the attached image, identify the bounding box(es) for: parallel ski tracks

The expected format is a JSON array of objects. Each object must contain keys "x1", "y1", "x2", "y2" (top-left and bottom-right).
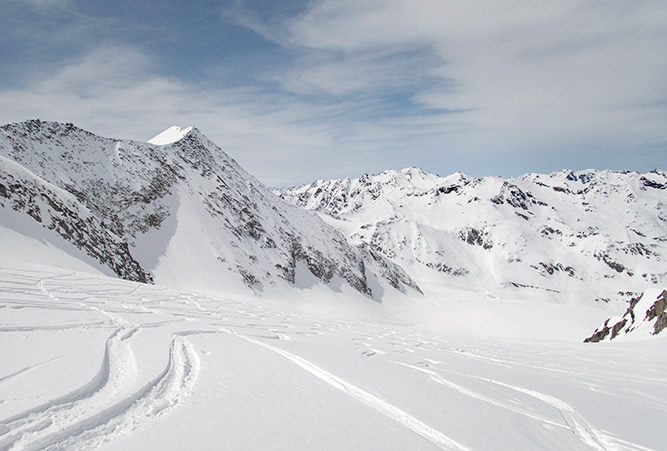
[
  {"x1": 0, "y1": 327, "x2": 200, "y2": 451},
  {"x1": 0, "y1": 278, "x2": 202, "y2": 451},
  {"x1": 235, "y1": 332, "x2": 470, "y2": 451},
  {"x1": 1, "y1": 269, "x2": 663, "y2": 450}
]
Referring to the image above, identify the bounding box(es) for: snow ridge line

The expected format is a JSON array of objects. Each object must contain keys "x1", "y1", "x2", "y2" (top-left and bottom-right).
[{"x1": 235, "y1": 333, "x2": 469, "y2": 451}]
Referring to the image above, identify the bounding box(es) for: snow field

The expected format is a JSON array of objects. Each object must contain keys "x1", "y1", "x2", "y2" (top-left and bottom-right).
[{"x1": 1, "y1": 266, "x2": 666, "y2": 450}]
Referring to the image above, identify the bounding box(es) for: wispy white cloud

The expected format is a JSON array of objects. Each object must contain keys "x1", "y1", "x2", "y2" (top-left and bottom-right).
[
  {"x1": 16, "y1": 0, "x2": 74, "y2": 10},
  {"x1": 280, "y1": 0, "x2": 667, "y2": 166},
  {"x1": 0, "y1": 45, "x2": 412, "y2": 185},
  {"x1": 0, "y1": 1, "x2": 665, "y2": 186}
]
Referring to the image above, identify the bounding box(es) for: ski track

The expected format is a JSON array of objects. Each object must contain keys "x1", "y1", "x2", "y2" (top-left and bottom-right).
[
  {"x1": 0, "y1": 327, "x2": 201, "y2": 451},
  {"x1": 487, "y1": 380, "x2": 610, "y2": 451},
  {"x1": 235, "y1": 333, "x2": 470, "y2": 451},
  {"x1": 393, "y1": 361, "x2": 568, "y2": 430},
  {"x1": 0, "y1": 357, "x2": 64, "y2": 386},
  {"x1": 0, "y1": 275, "x2": 204, "y2": 451},
  {"x1": 38, "y1": 334, "x2": 200, "y2": 451},
  {"x1": 0, "y1": 326, "x2": 131, "y2": 450}
]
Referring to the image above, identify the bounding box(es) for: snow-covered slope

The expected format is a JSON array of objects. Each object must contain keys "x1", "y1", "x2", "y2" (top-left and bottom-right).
[
  {"x1": 1, "y1": 264, "x2": 665, "y2": 450},
  {"x1": 0, "y1": 120, "x2": 418, "y2": 299},
  {"x1": 2, "y1": 122, "x2": 666, "y2": 449},
  {"x1": 147, "y1": 125, "x2": 193, "y2": 145},
  {"x1": 276, "y1": 167, "x2": 667, "y2": 307}
]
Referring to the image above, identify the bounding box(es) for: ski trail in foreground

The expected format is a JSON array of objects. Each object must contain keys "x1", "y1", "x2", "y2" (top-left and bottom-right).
[
  {"x1": 486, "y1": 380, "x2": 610, "y2": 451},
  {"x1": 235, "y1": 333, "x2": 469, "y2": 451},
  {"x1": 46, "y1": 334, "x2": 200, "y2": 450},
  {"x1": 0, "y1": 324, "x2": 137, "y2": 450},
  {"x1": 1, "y1": 334, "x2": 199, "y2": 451},
  {"x1": 0, "y1": 322, "x2": 200, "y2": 451}
]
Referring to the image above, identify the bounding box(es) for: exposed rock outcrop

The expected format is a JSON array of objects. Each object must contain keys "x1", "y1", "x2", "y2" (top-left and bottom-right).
[{"x1": 585, "y1": 289, "x2": 667, "y2": 342}]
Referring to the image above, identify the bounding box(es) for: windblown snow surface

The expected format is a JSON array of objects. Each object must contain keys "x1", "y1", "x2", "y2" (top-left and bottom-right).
[{"x1": 1, "y1": 225, "x2": 666, "y2": 450}]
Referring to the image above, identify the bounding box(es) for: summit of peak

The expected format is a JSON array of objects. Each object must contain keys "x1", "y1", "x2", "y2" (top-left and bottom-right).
[
  {"x1": 399, "y1": 166, "x2": 426, "y2": 175},
  {"x1": 147, "y1": 125, "x2": 194, "y2": 145}
]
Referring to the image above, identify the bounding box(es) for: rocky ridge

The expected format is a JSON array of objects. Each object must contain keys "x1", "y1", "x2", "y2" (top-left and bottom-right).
[{"x1": 276, "y1": 166, "x2": 667, "y2": 306}]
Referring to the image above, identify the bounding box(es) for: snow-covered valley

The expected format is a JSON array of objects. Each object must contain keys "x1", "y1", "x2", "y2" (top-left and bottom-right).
[{"x1": 2, "y1": 262, "x2": 666, "y2": 450}]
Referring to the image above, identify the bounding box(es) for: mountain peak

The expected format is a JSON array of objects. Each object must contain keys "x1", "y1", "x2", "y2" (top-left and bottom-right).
[
  {"x1": 0, "y1": 120, "x2": 419, "y2": 299},
  {"x1": 0, "y1": 119, "x2": 94, "y2": 140},
  {"x1": 148, "y1": 125, "x2": 194, "y2": 145},
  {"x1": 398, "y1": 166, "x2": 426, "y2": 176}
]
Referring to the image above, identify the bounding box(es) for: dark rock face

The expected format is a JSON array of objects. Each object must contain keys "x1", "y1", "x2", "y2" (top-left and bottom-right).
[
  {"x1": 584, "y1": 320, "x2": 611, "y2": 343},
  {"x1": 585, "y1": 290, "x2": 667, "y2": 342},
  {"x1": 459, "y1": 227, "x2": 493, "y2": 249},
  {"x1": 533, "y1": 262, "x2": 576, "y2": 277},
  {"x1": 0, "y1": 159, "x2": 151, "y2": 283},
  {"x1": 645, "y1": 291, "x2": 667, "y2": 335},
  {"x1": 640, "y1": 177, "x2": 666, "y2": 190}
]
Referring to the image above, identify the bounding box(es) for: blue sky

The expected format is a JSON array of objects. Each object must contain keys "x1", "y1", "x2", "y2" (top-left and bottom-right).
[{"x1": 1, "y1": 0, "x2": 665, "y2": 186}]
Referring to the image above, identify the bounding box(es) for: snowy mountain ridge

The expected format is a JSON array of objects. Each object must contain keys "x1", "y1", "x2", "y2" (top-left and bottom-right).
[
  {"x1": 0, "y1": 119, "x2": 419, "y2": 299},
  {"x1": 276, "y1": 166, "x2": 667, "y2": 307}
]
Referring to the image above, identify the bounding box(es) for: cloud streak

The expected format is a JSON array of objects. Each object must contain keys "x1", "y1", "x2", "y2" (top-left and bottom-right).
[
  {"x1": 0, "y1": 45, "x2": 427, "y2": 185},
  {"x1": 282, "y1": 0, "x2": 667, "y2": 153},
  {"x1": 0, "y1": 0, "x2": 664, "y2": 185}
]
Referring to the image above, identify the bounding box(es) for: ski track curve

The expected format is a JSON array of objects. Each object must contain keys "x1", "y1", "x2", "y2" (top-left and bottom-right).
[
  {"x1": 0, "y1": 323, "x2": 137, "y2": 450},
  {"x1": 393, "y1": 362, "x2": 568, "y2": 430},
  {"x1": 408, "y1": 362, "x2": 623, "y2": 451},
  {"x1": 38, "y1": 334, "x2": 201, "y2": 451},
  {"x1": 485, "y1": 380, "x2": 611, "y2": 451},
  {"x1": 0, "y1": 330, "x2": 201, "y2": 451},
  {"x1": 235, "y1": 333, "x2": 470, "y2": 451},
  {"x1": 1, "y1": 278, "x2": 205, "y2": 451}
]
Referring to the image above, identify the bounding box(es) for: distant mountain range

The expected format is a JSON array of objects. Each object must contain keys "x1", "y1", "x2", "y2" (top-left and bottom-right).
[{"x1": 276, "y1": 166, "x2": 667, "y2": 307}]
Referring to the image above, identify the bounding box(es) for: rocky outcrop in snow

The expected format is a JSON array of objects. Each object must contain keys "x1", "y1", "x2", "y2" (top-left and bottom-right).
[
  {"x1": 276, "y1": 167, "x2": 667, "y2": 305},
  {"x1": 0, "y1": 155, "x2": 151, "y2": 282},
  {"x1": 0, "y1": 120, "x2": 419, "y2": 299},
  {"x1": 584, "y1": 289, "x2": 667, "y2": 342}
]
